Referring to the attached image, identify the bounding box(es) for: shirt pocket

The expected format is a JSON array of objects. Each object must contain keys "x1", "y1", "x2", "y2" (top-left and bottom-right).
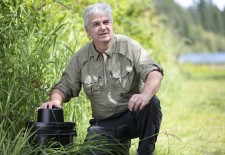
[
  {"x1": 120, "y1": 65, "x2": 135, "y2": 92},
  {"x1": 112, "y1": 65, "x2": 135, "y2": 93},
  {"x1": 83, "y1": 80, "x2": 101, "y2": 97}
]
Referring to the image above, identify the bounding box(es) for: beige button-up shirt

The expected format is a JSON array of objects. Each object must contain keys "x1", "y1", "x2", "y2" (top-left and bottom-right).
[{"x1": 54, "y1": 34, "x2": 163, "y2": 120}]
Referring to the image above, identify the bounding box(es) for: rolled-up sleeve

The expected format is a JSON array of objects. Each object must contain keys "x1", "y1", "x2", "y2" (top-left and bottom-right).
[{"x1": 134, "y1": 46, "x2": 164, "y2": 82}]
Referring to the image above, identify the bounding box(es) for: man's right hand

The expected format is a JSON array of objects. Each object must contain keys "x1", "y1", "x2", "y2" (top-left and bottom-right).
[
  {"x1": 37, "y1": 100, "x2": 62, "y2": 111},
  {"x1": 36, "y1": 89, "x2": 65, "y2": 111}
]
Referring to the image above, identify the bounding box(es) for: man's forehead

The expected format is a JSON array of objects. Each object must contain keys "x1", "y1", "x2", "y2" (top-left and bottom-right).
[{"x1": 89, "y1": 13, "x2": 110, "y2": 22}]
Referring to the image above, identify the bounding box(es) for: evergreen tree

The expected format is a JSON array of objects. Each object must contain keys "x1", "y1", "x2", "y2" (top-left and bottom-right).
[
  {"x1": 222, "y1": 9, "x2": 225, "y2": 36},
  {"x1": 156, "y1": 0, "x2": 225, "y2": 52}
]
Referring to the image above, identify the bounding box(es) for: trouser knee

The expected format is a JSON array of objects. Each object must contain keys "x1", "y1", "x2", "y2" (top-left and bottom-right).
[
  {"x1": 142, "y1": 95, "x2": 162, "y2": 119},
  {"x1": 149, "y1": 95, "x2": 161, "y2": 109}
]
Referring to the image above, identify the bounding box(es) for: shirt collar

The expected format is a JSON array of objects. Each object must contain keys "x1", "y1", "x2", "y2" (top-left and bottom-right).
[
  {"x1": 90, "y1": 35, "x2": 116, "y2": 60},
  {"x1": 90, "y1": 43, "x2": 99, "y2": 60},
  {"x1": 104, "y1": 35, "x2": 115, "y2": 57}
]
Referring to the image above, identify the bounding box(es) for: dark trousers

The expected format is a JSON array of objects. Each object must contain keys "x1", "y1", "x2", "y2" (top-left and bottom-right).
[{"x1": 84, "y1": 95, "x2": 162, "y2": 155}]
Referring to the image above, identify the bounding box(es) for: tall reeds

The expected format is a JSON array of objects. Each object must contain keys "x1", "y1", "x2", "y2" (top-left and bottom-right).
[{"x1": 0, "y1": 0, "x2": 90, "y2": 154}]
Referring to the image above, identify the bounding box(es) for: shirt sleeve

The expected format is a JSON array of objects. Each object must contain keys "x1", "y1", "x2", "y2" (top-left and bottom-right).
[
  {"x1": 52, "y1": 55, "x2": 82, "y2": 102},
  {"x1": 134, "y1": 46, "x2": 164, "y2": 82}
]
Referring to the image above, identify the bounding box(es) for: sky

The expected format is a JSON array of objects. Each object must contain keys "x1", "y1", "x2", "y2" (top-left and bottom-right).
[{"x1": 174, "y1": 0, "x2": 225, "y2": 10}]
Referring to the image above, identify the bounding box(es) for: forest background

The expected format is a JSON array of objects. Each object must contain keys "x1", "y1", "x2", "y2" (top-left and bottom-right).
[
  {"x1": 157, "y1": 0, "x2": 225, "y2": 53},
  {"x1": 1, "y1": 0, "x2": 225, "y2": 154}
]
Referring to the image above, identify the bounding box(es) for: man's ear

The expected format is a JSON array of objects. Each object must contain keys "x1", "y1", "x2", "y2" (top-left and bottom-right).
[
  {"x1": 84, "y1": 27, "x2": 90, "y2": 37},
  {"x1": 84, "y1": 26, "x2": 88, "y2": 33},
  {"x1": 85, "y1": 28, "x2": 91, "y2": 38}
]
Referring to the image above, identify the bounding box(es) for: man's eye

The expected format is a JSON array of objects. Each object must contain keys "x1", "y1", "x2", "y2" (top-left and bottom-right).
[
  {"x1": 103, "y1": 20, "x2": 110, "y2": 25},
  {"x1": 92, "y1": 23, "x2": 100, "y2": 27}
]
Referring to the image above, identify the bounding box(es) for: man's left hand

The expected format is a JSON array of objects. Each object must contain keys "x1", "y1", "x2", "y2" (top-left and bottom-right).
[{"x1": 128, "y1": 94, "x2": 150, "y2": 111}]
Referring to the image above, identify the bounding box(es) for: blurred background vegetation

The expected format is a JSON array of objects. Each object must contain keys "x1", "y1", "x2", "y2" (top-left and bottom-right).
[
  {"x1": 157, "y1": 0, "x2": 225, "y2": 53},
  {"x1": 0, "y1": 0, "x2": 224, "y2": 154}
]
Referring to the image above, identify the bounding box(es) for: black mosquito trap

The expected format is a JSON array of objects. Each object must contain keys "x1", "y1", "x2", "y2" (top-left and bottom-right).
[{"x1": 26, "y1": 108, "x2": 76, "y2": 147}]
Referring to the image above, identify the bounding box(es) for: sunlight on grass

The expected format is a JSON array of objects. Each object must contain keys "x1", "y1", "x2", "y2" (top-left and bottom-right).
[{"x1": 154, "y1": 65, "x2": 225, "y2": 155}]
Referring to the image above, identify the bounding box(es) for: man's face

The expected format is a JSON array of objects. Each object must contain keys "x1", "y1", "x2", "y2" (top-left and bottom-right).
[{"x1": 86, "y1": 13, "x2": 113, "y2": 45}]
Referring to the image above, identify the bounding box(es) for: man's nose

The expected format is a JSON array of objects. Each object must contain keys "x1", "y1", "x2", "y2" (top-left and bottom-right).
[{"x1": 99, "y1": 23, "x2": 106, "y2": 30}]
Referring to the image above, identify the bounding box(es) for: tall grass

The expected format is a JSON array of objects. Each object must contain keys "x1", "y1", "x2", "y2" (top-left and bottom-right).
[
  {"x1": 0, "y1": 0, "x2": 83, "y2": 153},
  {"x1": 0, "y1": 0, "x2": 127, "y2": 154}
]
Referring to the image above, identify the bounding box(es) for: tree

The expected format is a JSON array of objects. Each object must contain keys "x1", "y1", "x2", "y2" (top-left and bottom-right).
[{"x1": 155, "y1": 0, "x2": 225, "y2": 52}]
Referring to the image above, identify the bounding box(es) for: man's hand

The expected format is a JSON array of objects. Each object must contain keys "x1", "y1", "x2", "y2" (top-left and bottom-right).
[
  {"x1": 36, "y1": 89, "x2": 65, "y2": 111},
  {"x1": 128, "y1": 93, "x2": 150, "y2": 111},
  {"x1": 36, "y1": 100, "x2": 62, "y2": 111},
  {"x1": 128, "y1": 71, "x2": 163, "y2": 111}
]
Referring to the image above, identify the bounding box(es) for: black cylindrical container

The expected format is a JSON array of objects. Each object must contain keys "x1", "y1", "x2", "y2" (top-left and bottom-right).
[
  {"x1": 27, "y1": 122, "x2": 76, "y2": 147},
  {"x1": 27, "y1": 109, "x2": 76, "y2": 147},
  {"x1": 37, "y1": 109, "x2": 64, "y2": 122}
]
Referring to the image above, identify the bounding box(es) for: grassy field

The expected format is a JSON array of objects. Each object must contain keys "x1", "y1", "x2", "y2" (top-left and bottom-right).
[
  {"x1": 129, "y1": 64, "x2": 225, "y2": 155},
  {"x1": 153, "y1": 64, "x2": 225, "y2": 155}
]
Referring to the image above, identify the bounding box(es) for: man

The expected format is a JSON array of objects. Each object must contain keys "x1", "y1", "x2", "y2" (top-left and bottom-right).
[{"x1": 38, "y1": 2, "x2": 163, "y2": 155}]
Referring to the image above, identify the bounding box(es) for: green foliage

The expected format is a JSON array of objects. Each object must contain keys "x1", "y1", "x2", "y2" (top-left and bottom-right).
[
  {"x1": 156, "y1": 0, "x2": 225, "y2": 52},
  {"x1": 184, "y1": 24, "x2": 225, "y2": 52},
  {"x1": 0, "y1": 0, "x2": 85, "y2": 153},
  {"x1": 179, "y1": 64, "x2": 225, "y2": 79},
  {"x1": 0, "y1": 0, "x2": 78, "y2": 126}
]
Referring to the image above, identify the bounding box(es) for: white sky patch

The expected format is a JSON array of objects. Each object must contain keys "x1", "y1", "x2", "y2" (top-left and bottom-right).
[{"x1": 174, "y1": 0, "x2": 225, "y2": 10}]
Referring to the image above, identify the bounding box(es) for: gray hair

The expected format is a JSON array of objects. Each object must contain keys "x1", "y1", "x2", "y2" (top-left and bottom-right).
[{"x1": 83, "y1": 3, "x2": 113, "y2": 29}]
